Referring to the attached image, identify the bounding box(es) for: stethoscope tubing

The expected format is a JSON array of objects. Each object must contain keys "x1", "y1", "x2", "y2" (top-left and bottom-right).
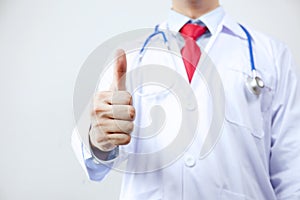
[{"x1": 137, "y1": 21, "x2": 264, "y2": 95}]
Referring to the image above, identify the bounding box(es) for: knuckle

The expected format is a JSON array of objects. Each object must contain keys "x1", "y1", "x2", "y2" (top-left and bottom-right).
[
  {"x1": 90, "y1": 109, "x2": 100, "y2": 119},
  {"x1": 123, "y1": 135, "x2": 131, "y2": 145},
  {"x1": 92, "y1": 119, "x2": 108, "y2": 132},
  {"x1": 128, "y1": 106, "x2": 136, "y2": 120},
  {"x1": 126, "y1": 92, "x2": 133, "y2": 104},
  {"x1": 92, "y1": 104, "x2": 111, "y2": 118},
  {"x1": 97, "y1": 120, "x2": 105, "y2": 127},
  {"x1": 96, "y1": 135, "x2": 108, "y2": 143},
  {"x1": 120, "y1": 91, "x2": 132, "y2": 103},
  {"x1": 95, "y1": 91, "x2": 113, "y2": 105},
  {"x1": 129, "y1": 95, "x2": 133, "y2": 105},
  {"x1": 90, "y1": 131, "x2": 103, "y2": 144},
  {"x1": 97, "y1": 119, "x2": 109, "y2": 128},
  {"x1": 99, "y1": 108, "x2": 108, "y2": 115},
  {"x1": 127, "y1": 122, "x2": 134, "y2": 133},
  {"x1": 90, "y1": 109, "x2": 97, "y2": 117},
  {"x1": 91, "y1": 105, "x2": 101, "y2": 116},
  {"x1": 90, "y1": 127, "x2": 100, "y2": 136}
]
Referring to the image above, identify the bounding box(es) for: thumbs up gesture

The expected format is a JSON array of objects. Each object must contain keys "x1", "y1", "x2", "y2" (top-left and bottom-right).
[{"x1": 89, "y1": 49, "x2": 135, "y2": 152}]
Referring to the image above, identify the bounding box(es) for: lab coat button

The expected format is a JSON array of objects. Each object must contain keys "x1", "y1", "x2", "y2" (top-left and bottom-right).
[
  {"x1": 184, "y1": 155, "x2": 196, "y2": 167},
  {"x1": 186, "y1": 102, "x2": 196, "y2": 111},
  {"x1": 92, "y1": 158, "x2": 100, "y2": 165}
]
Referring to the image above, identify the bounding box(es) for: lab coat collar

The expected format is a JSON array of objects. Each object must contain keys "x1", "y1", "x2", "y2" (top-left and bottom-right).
[{"x1": 221, "y1": 14, "x2": 248, "y2": 40}]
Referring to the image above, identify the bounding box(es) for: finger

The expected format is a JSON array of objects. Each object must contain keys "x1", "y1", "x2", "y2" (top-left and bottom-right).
[
  {"x1": 112, "y1": 105, "x2": 135, "y2": 121},
  {"x1": 106, "y1": 133, "x2": 131, "y2": 146},
  {"x1": 92, "y1": 105, "x2": 135, "y2": 121},
  {"x1": 94, "y1": 91, "x2": 132, "y2": 105},
  {"x1": 110, "y1": 91, "x2": 133, "y2": 105},
  {"x1": 110, "y1": 120, "x2": 134, "y2": 134},
  {"x1": 93, "y1": 119, "x2": 134, "y2": 134},
  {"x1": 111, "y1": 49, "x2": 127, "y2": 91}
]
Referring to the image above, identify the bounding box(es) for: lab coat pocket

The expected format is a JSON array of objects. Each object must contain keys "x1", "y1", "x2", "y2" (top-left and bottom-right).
[
  {"x1": 223, "y1": 68, "x2": 273, "y2": 139},
  {"x1": 221, "y1": 189, "x2": 255, "y2": 200},
  {"x1": 225, "y1": 108, "x2": 264, "y2": 139}
]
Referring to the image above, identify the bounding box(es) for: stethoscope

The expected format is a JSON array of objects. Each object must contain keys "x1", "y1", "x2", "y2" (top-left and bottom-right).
[{"x1": 137, "y1": 23, "x2": 265, "y2": 95}]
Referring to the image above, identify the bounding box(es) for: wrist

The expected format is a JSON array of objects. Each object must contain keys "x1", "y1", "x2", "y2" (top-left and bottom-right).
[{"x1": 89, "y1": 136, "x2": 119, "y2": 162}]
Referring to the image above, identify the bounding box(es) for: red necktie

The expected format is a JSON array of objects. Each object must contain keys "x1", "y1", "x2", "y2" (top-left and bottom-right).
[{"x1": 179, "y1": 23, "x2": 207, "y2": 83}]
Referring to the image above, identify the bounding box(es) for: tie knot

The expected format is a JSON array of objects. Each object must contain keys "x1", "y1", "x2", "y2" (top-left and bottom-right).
[{"x1": 179, "y1": 23, "x2": 207, "y2": 40}]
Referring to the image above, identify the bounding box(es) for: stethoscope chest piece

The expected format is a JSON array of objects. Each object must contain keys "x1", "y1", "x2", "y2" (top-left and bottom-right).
[{"x1": 246, "y1": 73, "x2": 264, "y2": 95}]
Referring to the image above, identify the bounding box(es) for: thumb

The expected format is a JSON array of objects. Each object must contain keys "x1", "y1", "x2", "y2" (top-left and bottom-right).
[{"x1": 111, "y1": 49, "x2": 127, "y2": 91}]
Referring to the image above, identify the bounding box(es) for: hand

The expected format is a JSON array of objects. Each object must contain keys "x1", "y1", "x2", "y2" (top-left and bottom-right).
[{"x1": 89, "y1": 49, "x2": 135, "y2": 152}]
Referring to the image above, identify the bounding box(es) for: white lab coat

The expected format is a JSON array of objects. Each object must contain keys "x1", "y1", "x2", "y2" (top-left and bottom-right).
[{"x1": 72, "y1": 13, "x2": 300, "y2": 200}]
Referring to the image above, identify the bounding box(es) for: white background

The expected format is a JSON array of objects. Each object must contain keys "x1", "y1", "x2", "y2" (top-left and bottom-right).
[{"x1": 0, "y1": 0, "x2": 299, "y2": 199}]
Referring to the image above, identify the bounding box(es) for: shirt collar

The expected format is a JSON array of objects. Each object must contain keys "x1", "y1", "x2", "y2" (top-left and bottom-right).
[
  {"x1": 167, "y1": 6, "x2": 247, "y2": 40},
  {"x1": 168, "y1": 6, "x2": 224, "y2": 35}
]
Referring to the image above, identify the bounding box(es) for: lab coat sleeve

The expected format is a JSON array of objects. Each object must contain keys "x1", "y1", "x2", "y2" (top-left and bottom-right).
[
  {"x1": 269, "y1": 43, "x2": 300, "y2": 199},
  {"x1": 71, "y1": 128, "x2": 114, "y2": 181},
  {"x1": 71, "y1": 102, "x2": 128, "y2": 182},
  {"x1": 71, "y1": 80, "x2": 119, "y2": 181}
]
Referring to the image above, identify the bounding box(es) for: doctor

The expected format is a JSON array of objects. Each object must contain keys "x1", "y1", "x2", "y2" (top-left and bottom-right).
[{"x1": 72, "y1": 0, "x2": 300, "y2": 199}]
